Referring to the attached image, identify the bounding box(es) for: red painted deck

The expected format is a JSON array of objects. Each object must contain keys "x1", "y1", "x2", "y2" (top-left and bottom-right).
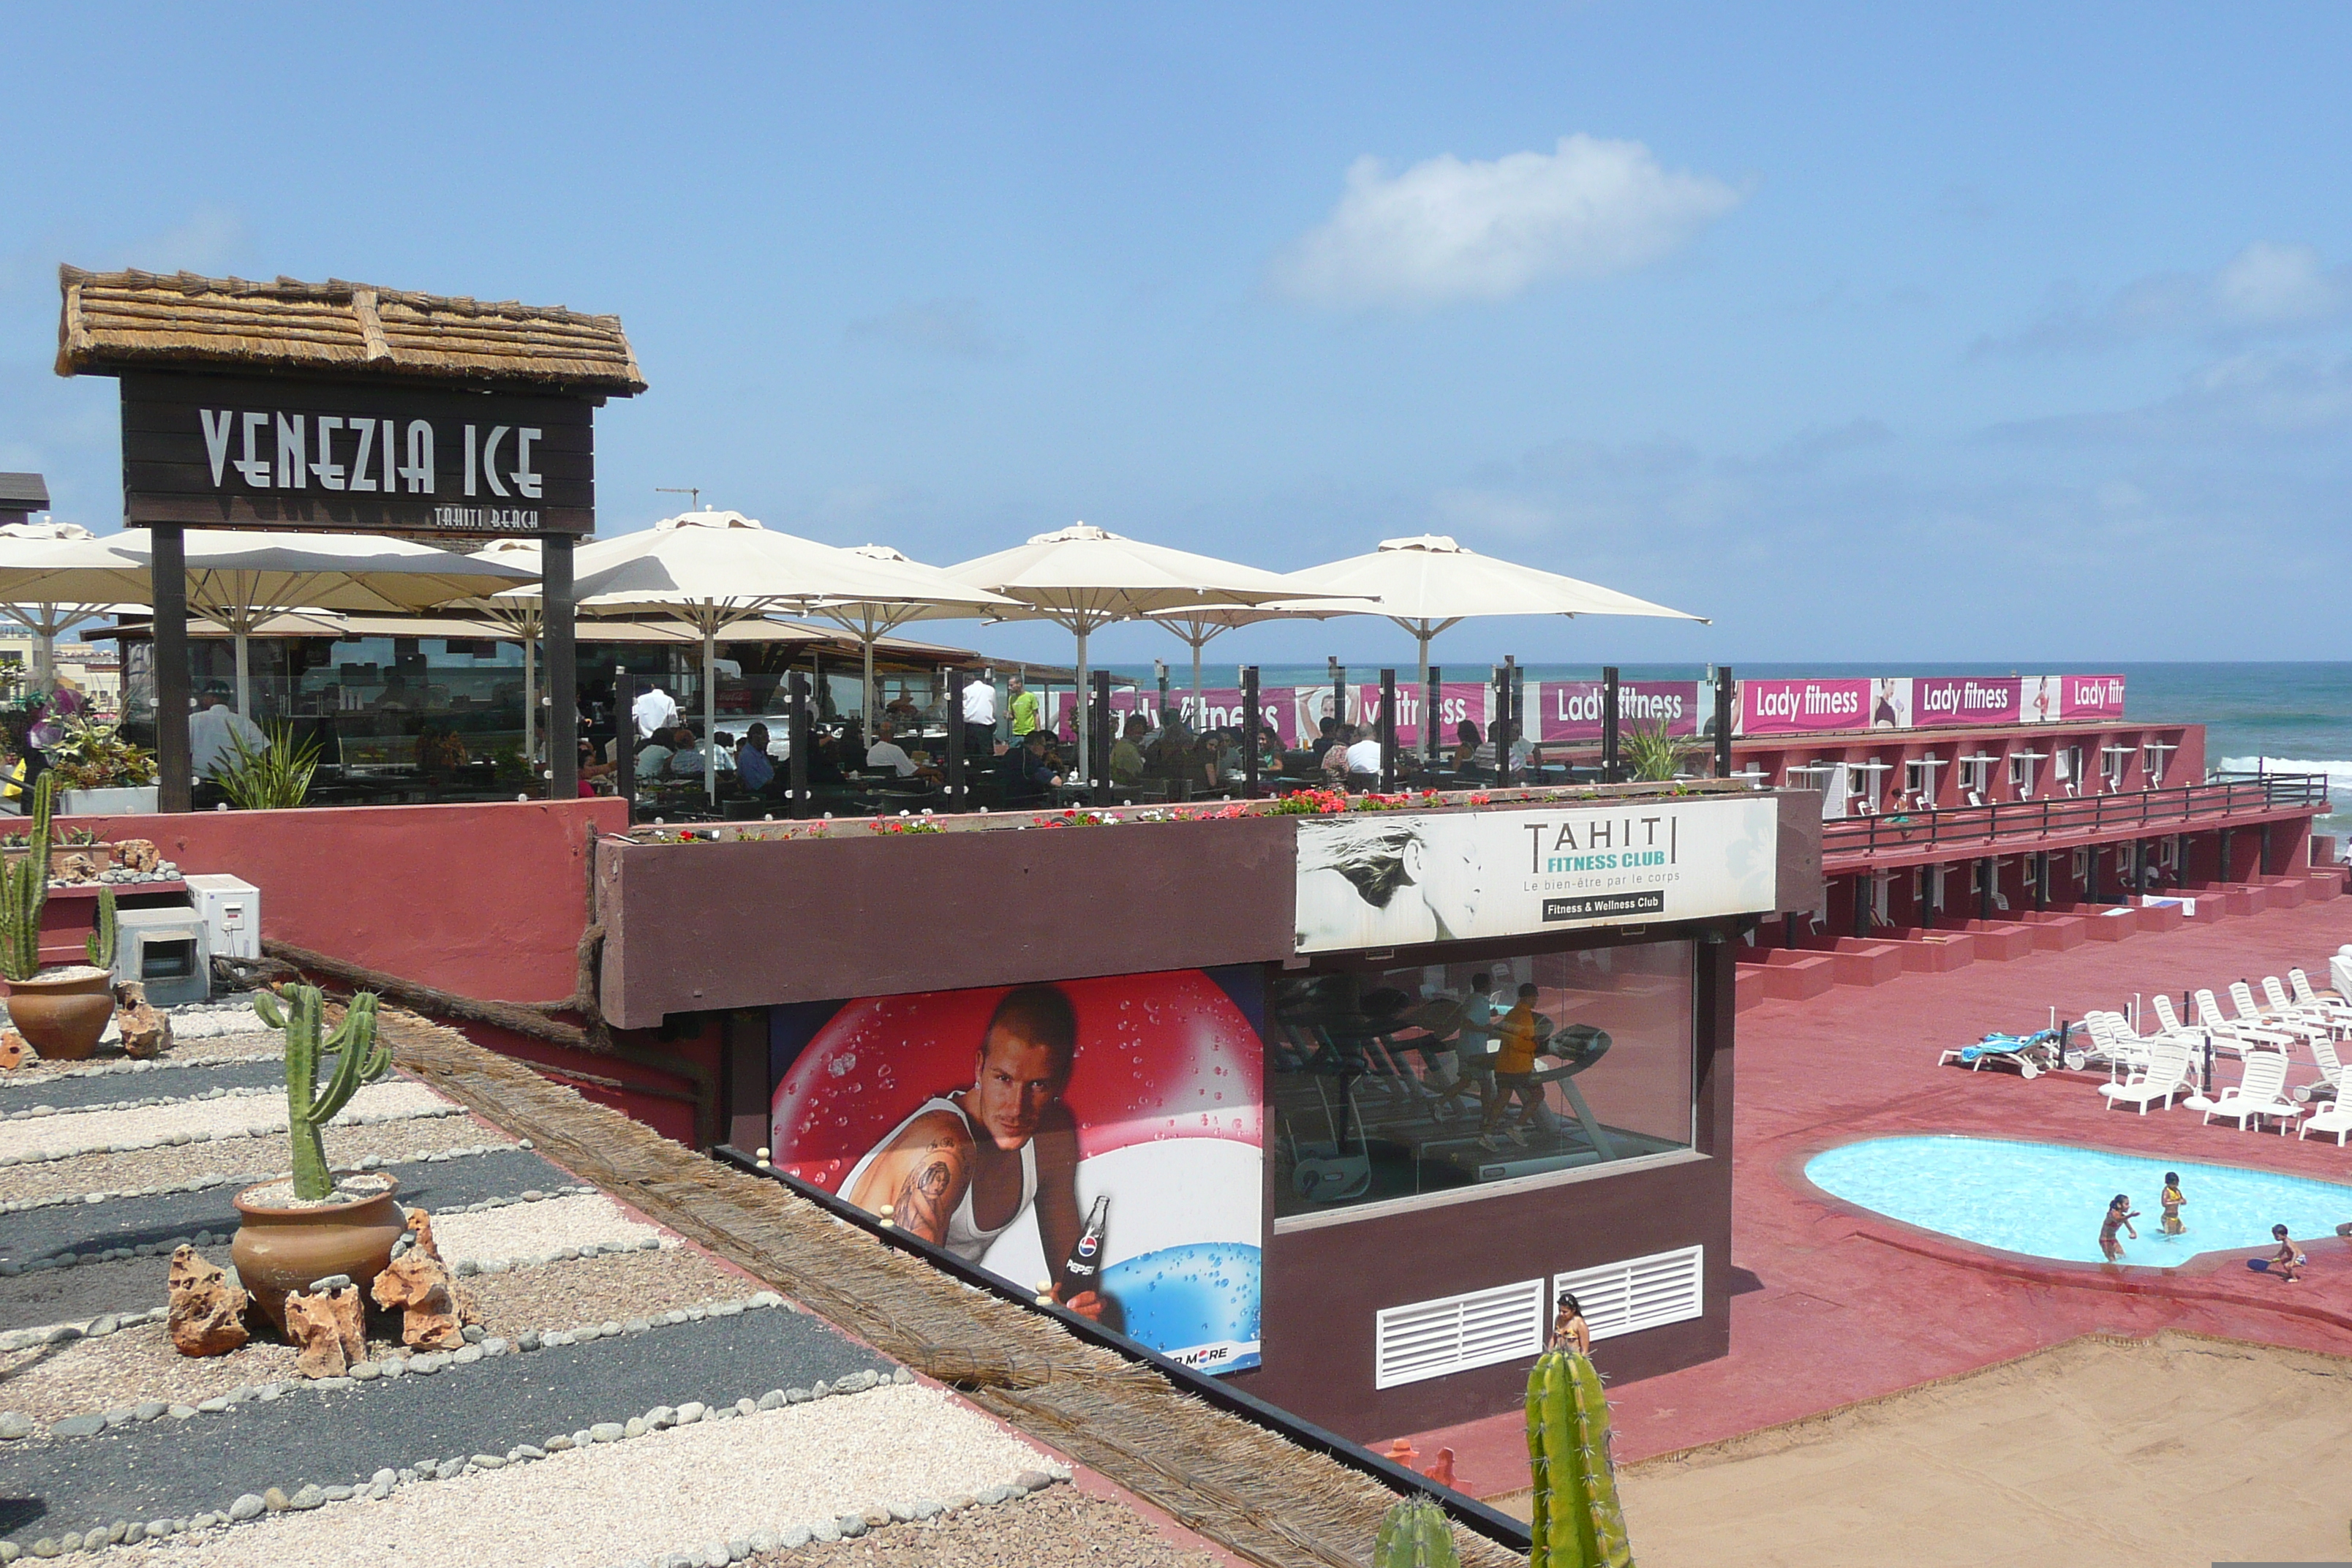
[{"x1": 1395, "y1": 894, "x2": 2352, "y2": 1498}]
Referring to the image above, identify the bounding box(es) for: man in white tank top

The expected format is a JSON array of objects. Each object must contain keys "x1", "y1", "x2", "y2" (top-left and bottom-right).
[{"x1": 842, "y1": 985, "x2": 1102, "y2": 1320}]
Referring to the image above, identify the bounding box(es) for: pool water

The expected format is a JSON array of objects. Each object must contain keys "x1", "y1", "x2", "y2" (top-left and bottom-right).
[{"x1": 1804, "y1": 1136, "x2": 2352, "y2": 1265}]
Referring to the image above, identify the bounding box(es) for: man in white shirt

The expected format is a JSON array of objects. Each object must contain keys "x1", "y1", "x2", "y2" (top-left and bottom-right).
[
  {"x1": 632, "y1": 685, "x2": 680, "y2": 739},
  {"x1": 960, "y1": 674, "x2": 998, "y2": 757},
  {"x1": 1343, "y1": 727, "x2": 1385, "y2": 777},
  {"x1": 188, "y1": 690, "x2": 267, "y2": 780},
  {"x1": 865, "y1": 722, "x2": 918, "y2": 777}
]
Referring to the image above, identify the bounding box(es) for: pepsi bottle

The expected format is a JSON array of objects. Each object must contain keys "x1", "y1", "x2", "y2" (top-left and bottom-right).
[{"x1": 1064, "y1": 1196, "x2": 1109, "y2": 1287}]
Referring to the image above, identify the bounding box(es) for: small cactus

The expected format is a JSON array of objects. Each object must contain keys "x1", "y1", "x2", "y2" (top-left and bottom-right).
[
  {"x1": 0, "y1": 775, "x2": 57, "y2": 983},
  {"x1": 1526, "y1": 1346, "x2": 1634, "y2": 1568},
  {"x1": 254, "y1": 984, "x2": 391, "y2": 1202},
  {"x1": 1373, "y1": 1493, "x2": 1460, "y2": 1568},
  {"x1": 86, "y1": 885, "x2": 117, "y2": 971}
]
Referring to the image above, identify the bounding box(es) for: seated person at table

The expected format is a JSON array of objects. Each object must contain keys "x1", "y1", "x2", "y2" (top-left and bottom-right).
[
  {"x1": 1319, "y1": 726, "x2": 1356, "y2": 786},
  {"x1": 668, "y1": 728, "x2": 714, "y2": 777},
  {"x1": 1344, "y1": 725, "x2": 1384, "y2": 778},
  {"x1": 1452, "y1": 720, "x2": 1483, "y2": 774},
  {"x1": 865, "y1": 722, "x2": 939, "y2": 780},
  {"x1": 1109, "y1": 714, "x2": 1149, "y2": 786},
  {"x1": 735, "y1": 723, "x2": 778, "y2": 794},
  {"x1": 1308, "y1": 716, "x2": 1344, "y2": 764},
  {"x1": 576, "y1": 738, "x2": 617, "y2": 796},
  {"x1": 885, "y1": 693, "x2": 921, "y2": 725},
  {"x1": 634, "y1": 726, "x2": 678, "y2": 780},
  {"x1": 1147, "y1": 720, "x2": 1197, "y2": 782},
  {"x1": 1476, "y1": 720, "x2": 1531, "y2": 775},
  {"x1": 1257, "y1": 724, "x2": 1286, "y2": 772},
  {"x1": 1000, "y1": 729, "x2": 1061, "y2": 804},
  {"x1": 805, "y1": 734, "x2": 847, "y2": 785}
]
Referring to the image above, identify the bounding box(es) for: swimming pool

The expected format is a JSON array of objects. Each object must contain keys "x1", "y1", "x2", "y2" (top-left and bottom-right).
[{"x1": 1803, "y1": 1136, "x2": 2352, "y2": 1266}]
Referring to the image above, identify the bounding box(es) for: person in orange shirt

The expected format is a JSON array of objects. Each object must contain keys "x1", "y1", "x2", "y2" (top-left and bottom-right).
[{"x1": 1479, "y1": 982, "x2": 1548, "y2": 1151}]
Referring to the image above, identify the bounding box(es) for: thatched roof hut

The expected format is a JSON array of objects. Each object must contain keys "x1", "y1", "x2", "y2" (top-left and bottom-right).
[{"x1": 56, "y1": 266, "x2": 646, "y2": 396}]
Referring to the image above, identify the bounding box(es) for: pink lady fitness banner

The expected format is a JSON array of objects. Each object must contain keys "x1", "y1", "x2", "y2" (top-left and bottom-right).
[{"x1": 1738, "y1": 674, "x2": 2125, "y2": 736}]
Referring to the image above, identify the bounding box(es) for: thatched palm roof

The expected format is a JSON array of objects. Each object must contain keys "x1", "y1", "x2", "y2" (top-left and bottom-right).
[{"x1": 56, "y1": 265, "x2": 646, "y2": 396}]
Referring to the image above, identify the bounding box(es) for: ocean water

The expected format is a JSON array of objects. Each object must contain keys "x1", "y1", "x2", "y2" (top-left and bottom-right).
[
  {"x1": 1097, "y1": 659, "x2": 2352, "y2": 842},
  {"x1": 1805, "y1": 1134, "x2": 2352, "y2": 1267}
]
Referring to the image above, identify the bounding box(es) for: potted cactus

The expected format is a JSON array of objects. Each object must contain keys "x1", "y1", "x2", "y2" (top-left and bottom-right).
[
  {"x1": 230, "y1": 984, "x2": 408, "y2": 1330},
  {"x1": 0, "y1": 775, "x2": 119, "y2": 1060}
]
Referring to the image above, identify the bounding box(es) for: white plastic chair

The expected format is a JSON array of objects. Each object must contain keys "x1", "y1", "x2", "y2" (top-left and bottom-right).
[
  {"x1": 2288, "y1": 968, "x2": 2352, "y2": 1019},
  {"x1": 2100, "y1": 1039, "x2": 2193, "y2": 1115},
  {"x1": 2202, "y1": 1050, "x2": 2303, "y2": 1133},
  {"x1": 2231, "y1": 981, "x2": 2329, "y2": 1048},
  {"x1": 2195, "y1": 989, "x2": 2296, "y2": 1059},
  {"x1": 2299, "y1": 1100, "x2": 2352, "y2": 1145}
]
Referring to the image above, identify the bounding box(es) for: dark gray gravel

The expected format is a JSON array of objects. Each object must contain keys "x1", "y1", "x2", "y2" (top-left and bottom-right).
[
  {"x1": 0, "y1": 1055, "x2": 299, "y2": 1116},
  {"x1": 0, "y1": 1255, "x2": 162, "y2": 1333},
  {"x1": 0, "y1": 1307, "x2": 894, "y2": 1546},
  {"x1": 767, "y1": 1487, "x2": 1225, "y2": 1567},
  {"x1": 0, "y1": 1146, "x2": 573, "y2": 1268}
]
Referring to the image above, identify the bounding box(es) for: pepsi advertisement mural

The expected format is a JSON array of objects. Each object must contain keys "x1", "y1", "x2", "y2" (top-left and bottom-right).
[{"x1": 768, "y1": 968, "x2": 1264, "y2": 1373}]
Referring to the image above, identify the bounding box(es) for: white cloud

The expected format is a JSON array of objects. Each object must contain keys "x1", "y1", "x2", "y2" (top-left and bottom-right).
[
  {"x1": 1272, "y1": 135, "x2": 1743, "y2": 309},
  {"x1": 1978, "y1": 241, "x2": 2352, "y2": 354}
]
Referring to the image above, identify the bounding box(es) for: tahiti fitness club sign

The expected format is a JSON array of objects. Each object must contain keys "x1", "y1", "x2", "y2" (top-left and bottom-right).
[
  {"x1": 117, "y1": 372, "x2": 595, "y2": 535},
  {"x1": 1292, "y1": 796, "x2": 1781, "y2": 952}
]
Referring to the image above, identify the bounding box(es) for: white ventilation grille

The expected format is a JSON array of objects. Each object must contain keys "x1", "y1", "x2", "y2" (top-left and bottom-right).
[
  {"x1": 1553, "y1": 1245, "x2": 1705, "y2": 1343},
  {"x1": 1373, "y1": 1278, "x2": 1546, "y2": 1390}
]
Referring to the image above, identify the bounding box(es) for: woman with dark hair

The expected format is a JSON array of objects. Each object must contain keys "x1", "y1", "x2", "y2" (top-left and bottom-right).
[{"x1": 1550, "y1": 1291, "x2": 1590, "y2": 1354}]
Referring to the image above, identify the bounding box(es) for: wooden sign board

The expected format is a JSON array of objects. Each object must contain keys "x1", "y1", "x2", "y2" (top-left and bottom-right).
[{"x1": 118, "y1": 372, "x2": 595, "y2": 536}]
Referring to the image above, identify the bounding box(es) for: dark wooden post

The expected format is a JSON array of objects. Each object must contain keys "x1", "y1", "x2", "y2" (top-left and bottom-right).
[
  {"x1": 944, "y1": 669, "x2": 966, "y2": 812},
  {"x1": 1090, "y1": 669, "x2": 1112, "y2": 790},
  {"x1": 1379, "y1": 669, "x2": 1398, "y2": 792},
  {"x1": 1424, "y1": 664, "x2": 1442, "y2": 765},
  {"x1": 1601, "y1": 665, "x2": 1621, "y2": 783},
  {"x1": 1327, "y1": 657, "x2": 1346, "y2": 742},
  {"x1": 1241, "y1": 665, "x2": 1261, "y2": 798},
  {"x1": 787, "y1": 671, "x2": 810, "y2": 820},
  {"x1": 1492, "y1": 663, "x2": 1512, "y2": 788},
  {"x1": 613, "y1": 665, "x2": 637, "y2": 822},
  {"x1": 543, "y1": 532, "x2": 577, "y2": 799},
  {"x1": 1510, "y1": 660, "x2": 1526, "y2": 779},
  {"x1": 150, "y1": 523, "x2": 192, "y2": 813},
  {"x1": 1979, "y1": 856, "x2": 1994, "y2": 921},
  {"x1": 1714, "y1": 666, "x2": 1735, "y2": 778},
  {"x1": 1155, "y1": 660, "x2": 1171, "y2": 727}
]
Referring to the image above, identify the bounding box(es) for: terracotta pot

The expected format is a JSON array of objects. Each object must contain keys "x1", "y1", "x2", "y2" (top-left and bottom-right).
[
  {"x1": 231, "y1": 1175, "x2": 407, "y2": 1333},
  {"x1": 4, "y1": 967, "x2": 117, "y2": 1060}
]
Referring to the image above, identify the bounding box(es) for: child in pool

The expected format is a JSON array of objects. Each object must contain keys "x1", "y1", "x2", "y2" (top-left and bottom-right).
[
  {"x1": 2099, "y1": 1194, "x2": 2139, "y2": 1262},
  {"x1": 2160, "y1": 1173, "x2": 2186, "y2": 1236}
]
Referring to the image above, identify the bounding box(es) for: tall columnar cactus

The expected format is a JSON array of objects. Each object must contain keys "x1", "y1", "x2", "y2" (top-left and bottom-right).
[
  {"x1": 253, "y1": 986, "x2": 390, "y2": 1202},
  {"x1": 0, "y1": 774, "x2": 58, "y2": 983},
  {"x1": 1373, "y1": 1494, "x2": 1460, "y2": 1568},
  {"x1": 1526, "y1": 1348, "x2": 1634, "y2": 1568},
  {"x1": 86, "y1": 885, "x2": 117, "y2": 971}
]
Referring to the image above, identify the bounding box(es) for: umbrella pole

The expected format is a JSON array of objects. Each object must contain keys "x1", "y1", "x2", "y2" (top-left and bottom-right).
[
  {"x1": 1074, "y1": 625, "x2": 1090, "y2": 785},
  {"x1": 863, "y1": 636, "x2": 877, "y2": 741},
  {"x1": 704, "y1": 628, "x2": 719, "y2": 809},
  {"x1": 34, "y1": 613, "x2": 54, "y2": 697},
  {"x1": 1191, "y1": 636, "x2": 1203, "y2": 730},
  {"x1": 234, "y1": 627, "x2": 251, "y2": 720}
]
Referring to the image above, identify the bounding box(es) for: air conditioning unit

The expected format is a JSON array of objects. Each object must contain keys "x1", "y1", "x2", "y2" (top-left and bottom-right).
[
  {"x1": 113, "y1": 906, "x2": 211, "y2": 1009},
  {"x1": 181, "y1": 874, "x2": 260, "y2": 962}
]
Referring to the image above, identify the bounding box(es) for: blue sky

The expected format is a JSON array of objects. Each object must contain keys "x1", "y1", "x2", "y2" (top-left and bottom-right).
[{"x1": 4, "y1": 3, "x2": 2348, "y2": 668}]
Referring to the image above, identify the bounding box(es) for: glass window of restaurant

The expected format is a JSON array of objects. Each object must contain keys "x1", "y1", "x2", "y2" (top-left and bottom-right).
[{"x1": 1267, "y1": 937, "x2": 1696, "y2": 1220}]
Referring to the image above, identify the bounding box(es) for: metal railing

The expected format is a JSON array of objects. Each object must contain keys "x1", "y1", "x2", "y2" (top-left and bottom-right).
[{"x1": 1822, "y1": 772, "x2": 2329, "y2": 859}]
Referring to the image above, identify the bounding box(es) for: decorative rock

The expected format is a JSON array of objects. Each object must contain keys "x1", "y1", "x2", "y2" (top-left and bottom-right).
[
  {"x1": 453, "y1": 1344, "x2": 483, "y2": 1365},
  {"x1": 287, "y1": 1485, "x2": 325, "y2": 1510},
  {"x1": 517, "y1": 1330, "x2": 540, "y2": 1352},
  {"x1": 113, "y1": 838, "x2": 160, "y2": 873},
  {"x1": 756, "y1": 1390, "x2": 785, "y2": 1411},
  {"x1": 371, "y1": 1209, "x2": 476, "y2": 1349},
  {"x1": 777, "y1": 1528, "x2": 811, "y2": 1550},
  {"x1": 167, "y1": 1245, "x2": 250, "y2": 1358},
  {"x1": 675, "y1": 1401, "x2": 706, "y2": 1425},
  {"x1": 134, "y1": 1401, "x2": 168, "y2": 1421},
  {"x1": 1014, "y1": 1470, "x2": 1051, "y2": 1493},
  {"x1": 0, "y1": 1412, "x2": 30, "y2": 1440},
  {"x1": 623, "y1": 1417, "x2": 648, "y2": 1438},
  {"x1": 116, "y1": 986, "x2": 172, "y2": 1060},
  {"x1": 262, "y1": 1488, "x2": 289, "y2": 1512},
  {"x1": 470, "y1": 1454, "x2": 505, "y2": 1470},
  {"x1": 0, "y1": 1030, "x2": 27, "y2": 1071},
  {"x1": 59, "y1": 853, "x2": 98, "y2": 884},
  {"x1": 589, "y1": 1422, "x2": 624, "y2": 1444},
  {"x1": 284, "y1": 1282, "x2": 367, "y2": 1378},
  {"x1": 53, "y1": 1414, "x2": 104, "y2": 1438}
]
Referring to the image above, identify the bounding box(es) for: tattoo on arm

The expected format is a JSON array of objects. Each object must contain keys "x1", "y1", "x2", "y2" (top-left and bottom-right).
[{"x1": 892, "y1": 1147, "x2": 960, "y2": 1245}]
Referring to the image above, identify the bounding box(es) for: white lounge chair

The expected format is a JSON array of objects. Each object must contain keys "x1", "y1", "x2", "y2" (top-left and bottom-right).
[
  {"x1": 2202, "y1": 1050, "x2": 2303, "y2": 1133},
  {"x1": 2194, "y1": 989, "x2": 2296, "y2": 1058},
  {"x1": 2288, "y1": 968, "x2": 2352, "y2": 1019},
  {"x1": 2264, "y1": 975, "x2": 2348, "y2": 1032},
  {"x1": 2080, "y1": 1011, "x2": 2152, "y2": 1075},
  {"x1": 2100, "y1": 1039, "x2": 2194, "y2": 1115},
  {"x1": 2299, "y1": 1100, "x2": 2352, "y2": 1145},
  {"x1": 2230, "y1": 981, "x2": 2330, "y2": 1049}
]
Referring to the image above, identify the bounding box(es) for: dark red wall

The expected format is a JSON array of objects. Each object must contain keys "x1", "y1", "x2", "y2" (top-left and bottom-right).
[{"x1": 56, "y1": 799, "x2": 624, "y2": 1003}]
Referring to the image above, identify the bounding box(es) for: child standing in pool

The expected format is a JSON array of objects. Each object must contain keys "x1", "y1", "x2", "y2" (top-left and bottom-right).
[
  {"x1": 2099, "y1": 1194, "x2": 2139, "y2": 1261},
  {"x1": 2159, "y1": 1172, "x2": 2187, "y2": 1237}
]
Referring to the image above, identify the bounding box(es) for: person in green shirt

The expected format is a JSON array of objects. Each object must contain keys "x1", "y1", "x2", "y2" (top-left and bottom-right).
[{"x1": 1008, "y1": 672, "x2": 1042, "y2": 738}]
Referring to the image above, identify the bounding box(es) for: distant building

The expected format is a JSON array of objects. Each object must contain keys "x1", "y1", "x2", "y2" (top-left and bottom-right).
[{"x1": 0, "y1": 473, "x2": 48, "y2": 529}]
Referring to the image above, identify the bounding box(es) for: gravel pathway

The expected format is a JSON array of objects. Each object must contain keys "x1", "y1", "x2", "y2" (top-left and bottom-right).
[
  {"x1": 0, "y1": 1256, "x2": 174, "y2": 1333},
  {"x1": 0, "y1": 1250, "x2": 764, "y2": 1422},
  {"x1": 1, "y1": 1145, "x2": 583, "y2": 1263},
  {"x1": 430, "y1": 1193, "x2": 670, "y2": 1267},
  {"x1": 771, "y1": 1485, "x2": 1225, "y2": 1567},
  {"x1": 1, "y1": 1031, "x2": 284, "y2": 1085},
  {"x1": 0, "y1": 1080, "x2": 451, "y2": 1163},
  {"x1": 96, "y1": 1386, "x2": 1048, "y2": 1568},
  {"x1": 0, "y1": 1308, "x2": 897, "y2": 1545},
  {"x1": 0, "y1": 1116, "x2": 508, "y2": 1207},
  {"x1": 0, "y1": 1057, "x2": 291, "y2": 1115}
]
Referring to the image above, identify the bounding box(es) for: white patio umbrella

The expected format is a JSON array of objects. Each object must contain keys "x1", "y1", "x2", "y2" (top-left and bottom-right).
[
  {"x1": 1145, "y1": 598, "x2": 1384, "y2": 730},
  {"x1": 946, "y1": 524, "x2": 1339, "y2": 774},
  {"x1": 530, "y1": 510, "x2": 1013, "y2": 806},
  {"x1": 0, "y1": 521, "x2": 136, "y2": 696},
  {"x1": 0, "y1": 529, "x2": 538, "y2": 720},
  {"x1": 1286, "y1": 535, "x2": 1709, "y2": 697},
  {"x1": 817, "y1": 544, "x2": 1020, "y2": 735}
]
